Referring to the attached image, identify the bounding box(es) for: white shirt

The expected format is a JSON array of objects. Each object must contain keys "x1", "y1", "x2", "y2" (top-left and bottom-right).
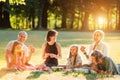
[
  {"x1": 88, "y1": 41, "x2": 109, "y2": 57},
  {"x1": 6, "y1": 40, "x2": 29, "y2": 57}
]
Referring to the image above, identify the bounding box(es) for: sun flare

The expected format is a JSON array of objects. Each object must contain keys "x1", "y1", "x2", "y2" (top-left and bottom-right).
[
  {"x1": 97, "y1": 17, "x2": 106, "y2": 29},
  {"x1": 98, "y1": 17, "x2": 105, "y2": 25}
]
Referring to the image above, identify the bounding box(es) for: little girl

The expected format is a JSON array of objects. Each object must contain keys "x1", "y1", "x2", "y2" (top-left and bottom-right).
[
  {"x1": 66, "y1": 44, "x2": 82, "y2": 69},
  {"x1": 9, "y1": 41, "x2": 25, "y2": 70}
]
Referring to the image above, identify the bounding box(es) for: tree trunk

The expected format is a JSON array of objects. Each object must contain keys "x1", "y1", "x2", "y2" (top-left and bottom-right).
[
  {"x1": 81, "y1": 12, "x2": 89, "y2": 31},
  {"x1": 70, "y1": 11, "x2": 75, "y2": 29},
  {"x1": 61, "y1": 8, "x2": 67, "y2": 28},
  {"x1": 117, "y1": 1, "x2": 120, "y2": 31},
  {"x1": 0, "y1": 2, "x2": 3, "y2": 28},
  {"x1": 3, "y1": 10, "x2": 11, "y2": 28},
  {"x1": 37, "y1": 0, "x2": 49, "y2": 29},
  {"x1": 2, "y1": 0, "x2": 11, "y2": 29},
  {"x1": 42, "y1": 0, "x2": 49, "y2": 29}
]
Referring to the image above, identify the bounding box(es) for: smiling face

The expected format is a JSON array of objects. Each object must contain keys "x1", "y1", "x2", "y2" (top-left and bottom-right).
[
  {"x1": 70, "y1": 46, "x2": 78, "y2": 56},
  {"x1": 49, "y1": 34, "x2": 57, "y2": 42},
  {"x1": 93, "y1": 32, "x2": 102, "y2": 42},
  {"x1": 15, "y1": 44, "x2": 22, "y2": 52},
  {"x1": 18, "y1": 33, "x2": 27, "y2": 43}
]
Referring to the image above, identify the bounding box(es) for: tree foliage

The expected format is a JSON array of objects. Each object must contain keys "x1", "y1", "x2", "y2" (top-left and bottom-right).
[{"x1": 0, "y1": 0, "x2": 120, "y2": 31}]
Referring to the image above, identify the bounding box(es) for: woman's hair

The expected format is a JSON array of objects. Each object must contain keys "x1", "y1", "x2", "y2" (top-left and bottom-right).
[
  {"x1": 91, "y1": 50, "x2": 104, "y2": 62},
  {"x1": 46, "y1": 30, "x2": 58, "y2": 42},
  {"x1": 93, "y1": 30, "x2": 105, "y2": 40},
  {"x1": 11, "y1": 41, "x2": 21, "y2": 54}
]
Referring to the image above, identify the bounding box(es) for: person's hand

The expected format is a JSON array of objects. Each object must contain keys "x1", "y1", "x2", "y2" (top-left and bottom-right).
[
  {"x1": 80, "y1": 46, "x2": 86, "y2": 52},
  {"x1": 29, "y1": 45, "x2": 35, "y2": 54},
  {"x1": 45, "y1": 53, "x2": 50, "y2": 58},
  {"x1": 50, "y1": 54, "x2": 57, "y2": 58}
]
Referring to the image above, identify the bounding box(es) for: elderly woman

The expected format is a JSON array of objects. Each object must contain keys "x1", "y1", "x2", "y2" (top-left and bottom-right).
[{"x1": 80, "y1": 30, "x2": 109, "y2": 60}]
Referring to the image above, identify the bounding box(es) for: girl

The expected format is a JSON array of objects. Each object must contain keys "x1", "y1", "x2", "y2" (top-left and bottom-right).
[
  {"x1": 9, "y1": 41, "x2": 25, "y2": 70},
  {"x1": 66, "y1": 44, "x2": 82, "y2": 69}
]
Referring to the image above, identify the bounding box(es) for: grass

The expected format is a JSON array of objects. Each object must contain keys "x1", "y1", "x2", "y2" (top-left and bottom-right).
[{"x1": 0, "y1": 30, "x2": 120, "y2": 80}]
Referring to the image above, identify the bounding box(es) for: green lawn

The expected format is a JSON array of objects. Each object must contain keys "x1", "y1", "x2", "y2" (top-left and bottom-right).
[{"x1": 0, "y1": 30, "x2": 120, "y2": 80}]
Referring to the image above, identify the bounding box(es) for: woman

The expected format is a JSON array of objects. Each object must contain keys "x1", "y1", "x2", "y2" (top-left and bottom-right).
[
  {"x1": 42, "y1": 30, "x2": 62, "y2": 67},
  {"x1": 80, "y1": 30, "x2": 109, "y2": 60}
]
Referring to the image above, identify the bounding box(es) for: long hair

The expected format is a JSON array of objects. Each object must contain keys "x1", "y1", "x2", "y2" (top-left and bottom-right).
[
  {"x1": 11, "y1": 41, "x2": 21, "y2": 54},
  {"x1": 68, "y1": 44, "x2": 79, "y2": 65}
]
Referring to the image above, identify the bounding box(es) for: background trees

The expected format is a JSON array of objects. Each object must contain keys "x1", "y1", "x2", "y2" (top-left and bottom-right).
[{"x1": 0, "y1": 0, "x2": 120, "y2": 31}]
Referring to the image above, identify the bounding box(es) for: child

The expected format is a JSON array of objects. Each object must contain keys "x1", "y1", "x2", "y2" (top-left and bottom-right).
[
  {"x1": 9, "y1": 41, "x2": 25, "y2": 70},
  {"x1": 66, "y1": 44, "x2": 82, "y2": 69},
  {"x1": 91, "y1": 50, "x2": 119, "y2": 75}
]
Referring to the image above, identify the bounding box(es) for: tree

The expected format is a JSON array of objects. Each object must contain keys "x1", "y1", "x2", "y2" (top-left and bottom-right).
[
  {"x1": 37, "y1": 0, "x2": 50, "y2": 29},
  {"x1": 2, "y1": 0, "x2": 11, "y2": 29},
  {"x1": 0, "y1": 1, "x2": 4, "y2": 28}
]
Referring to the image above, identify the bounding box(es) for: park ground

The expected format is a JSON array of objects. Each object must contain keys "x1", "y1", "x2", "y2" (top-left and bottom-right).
[{"x1": 0, "y1": 30, "x2": 120, "y2": 80}]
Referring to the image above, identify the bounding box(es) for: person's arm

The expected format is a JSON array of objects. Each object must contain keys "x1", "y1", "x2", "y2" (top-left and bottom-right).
[
  {"x1": 80, "y1": 46, "x2": 89, "y2": 59},
  {"x1": 42, "y1": 44, "x2": 50, "y2": 59},
  {"x1": 21, "y1": 50, "x2": 26, "y2": 65},
  {"x1": 56, "y1": 43, "x2": 62, "y2": 59},
  {"x1": 74, "y1": 55, "x2": 82, "y2": 68},
  {"x1": 25, "y1": 45, "x2": 35, "y2": 63},
  {"x1": 5, "y1": 41, "x2": 13, "y2": 67},
  {"x1": 5, "y1": 49, "x2": 11, "y2": 67},
  {"x1": 74, "y1": 63, "x2": 82, "y2": 68}
]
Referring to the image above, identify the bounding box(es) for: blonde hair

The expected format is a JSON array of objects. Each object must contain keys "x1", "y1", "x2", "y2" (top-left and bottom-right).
[{"x1": 93, "y1": 30, "x2": 104, "y2": 40}]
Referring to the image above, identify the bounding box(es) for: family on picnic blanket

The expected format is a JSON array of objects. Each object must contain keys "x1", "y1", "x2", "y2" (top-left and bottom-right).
[{"x1": 5, "y1": 30, "x2": 120, "y2": 75}]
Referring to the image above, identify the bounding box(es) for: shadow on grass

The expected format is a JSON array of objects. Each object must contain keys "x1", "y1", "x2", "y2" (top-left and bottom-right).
[
  {"x1": 26, "y1": 70, "x2": 44, "y2": 79},
  {"x1": 0, "y1": 67, "x2": 17, "y2": 78}
]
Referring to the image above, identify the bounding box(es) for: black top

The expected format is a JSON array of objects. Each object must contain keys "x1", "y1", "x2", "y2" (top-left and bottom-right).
[{"x1": 44, "y1": 42, "x2": 58, "y2": 67}]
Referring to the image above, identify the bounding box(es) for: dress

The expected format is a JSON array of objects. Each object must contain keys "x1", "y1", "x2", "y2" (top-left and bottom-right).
[{"x1": 44, "y1": 42, "x2": 58, "y2": 67}]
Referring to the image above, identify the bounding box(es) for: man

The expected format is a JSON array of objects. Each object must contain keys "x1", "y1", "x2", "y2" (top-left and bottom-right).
[{"x1": 6, "y1": 31, "x2": 35, "y2": 68}]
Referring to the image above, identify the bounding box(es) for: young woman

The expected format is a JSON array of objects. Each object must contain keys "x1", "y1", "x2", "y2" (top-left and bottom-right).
[
  {"x1": 42, "y1": 30, "x2": 62, "y2": 67},
  {"x1": 91, "y1": 50, "x2": 119, "y2": 75},
  {"x1": 66, "y1": 44, "x2": 82, "y2": 69}
]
